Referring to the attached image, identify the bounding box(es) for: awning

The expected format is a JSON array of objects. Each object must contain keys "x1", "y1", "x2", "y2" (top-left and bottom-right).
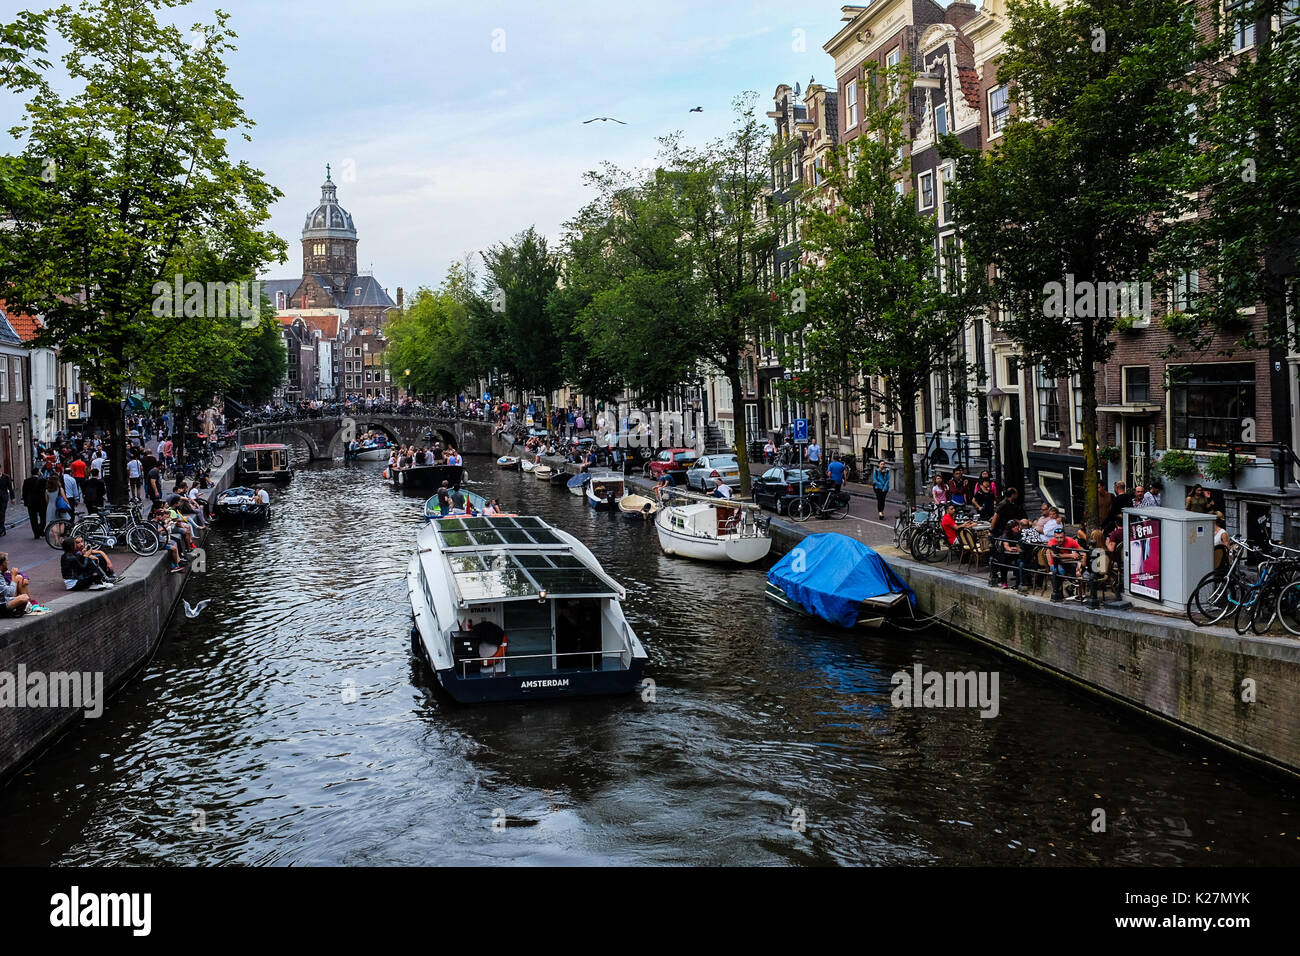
[
  {"x1": 126, "y1": 394, "x2": 151, "y2": 410},
  {"x1": 1096, "y1": 403, "x2": 1160, "y2": 415}
]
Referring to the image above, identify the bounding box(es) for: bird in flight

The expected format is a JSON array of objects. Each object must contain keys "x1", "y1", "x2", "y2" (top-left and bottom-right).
[
  {"x1": 583, "y1": 117, "x2": 626, "y2": 124},
  {"x1": 689, "y1": 106, "x2": 703, "y2": 112},
  {"x1": 184, "y1": 599, "x2": 211, "y2": 618}
]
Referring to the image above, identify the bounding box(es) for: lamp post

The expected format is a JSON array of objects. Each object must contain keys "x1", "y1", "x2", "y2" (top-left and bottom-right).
[
  {"x1": 987, "y1": 386, "x2": 1008, "y2": 493},
  {"x1": 404, "y1": 368, "x2": 410, "y2": 400},
  {"x1": 173, "y1": 387, "x2": 187, "y2": 479}
]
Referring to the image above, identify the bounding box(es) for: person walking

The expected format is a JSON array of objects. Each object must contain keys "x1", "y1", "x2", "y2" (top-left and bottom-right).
[
  {"x1": 22, "y1": 471, "x2": 46, "y2": 540},
  {"x1": 871, "y1": 460, "x2": 891, "y2": 521},
  {"x1": 0, "y1": 467, "x2": 13, "y2": 536}
]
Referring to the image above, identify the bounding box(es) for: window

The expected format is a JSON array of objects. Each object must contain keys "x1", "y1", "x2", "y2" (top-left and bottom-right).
[
  {"x1": 988, "y1": 84, "x2": 1010, "y2": 135},
  {"x1": 1284, "y1": 0, "x2": 1300, "y2": 27},
  {"x1": 276, "y1": 291, "x2": 287, "y2": 310},
  {"x1": 1227, "y1": 0, "x2": 1255, "y2": 51},
  {"x1": 1171, "y1": 270, "x2": 1199, "y2": 312},
  {"x1": 939, "y1": 164, "x2": 954, "y2": 224},
  {"x1": 887, "y1": 48, "x2": 901, "y2": 98},
  {"x1": 0, "y1": 357, "x2": 7, "y2": 401},
  {"x1": 13, "y1": 357, "x2": 20, "y2": 401},
  {"x1": 934, "y1": 100, "x2": 948, "y2": 137},
  {"x1": 1036, "y1": 364, "x2": 1060, "y2": 440},
  {"x1": 894, "y1": 180, "x2": 906, "y2": 199},
  {"x1": 1072, "y1": 373, "x2": 1084, "y2": 443},
  {"x1": 918, "y1": 170, "x2": 935, "y2": 210},
  {"x1": 1170, "y1": 363, "x2": 1255, "y2": 449},
  {"x1": 313, "y1": 242, "x2": 325, "y2": 256},
  {"x1": 940, "y1": 234, "x2": 960, "y2": 291},
  {"x1": 846, "y1": 79, "x2": 858, "y2": 128},
  {"x1": 1124, "y1": 366, "x2": 1150, "y2": 403}
]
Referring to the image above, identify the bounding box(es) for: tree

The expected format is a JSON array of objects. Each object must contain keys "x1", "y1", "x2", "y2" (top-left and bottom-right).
[
  {"x1": 943, "y1": 0, "x2": 1204, "y2": 525},
  {"x1": 791, "y1": 63, "x2": 981, "y2": 509},
  {"x1": 0, "y1": 0, "x2": 284, "y2": 503},
  {"x1": 385, "y1": 260, "x2": 477, "y2": 400}
]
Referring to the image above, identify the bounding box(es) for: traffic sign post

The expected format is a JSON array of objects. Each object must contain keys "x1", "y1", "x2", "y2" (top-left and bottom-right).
[{"x1": 792, "y1": 418, "x2": 808, "y2": 443}]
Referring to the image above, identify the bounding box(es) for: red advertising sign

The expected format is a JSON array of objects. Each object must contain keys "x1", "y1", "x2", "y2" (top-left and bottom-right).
[{"x1": 1128, "y1": 516, "x2": 1161, "y2": 600}]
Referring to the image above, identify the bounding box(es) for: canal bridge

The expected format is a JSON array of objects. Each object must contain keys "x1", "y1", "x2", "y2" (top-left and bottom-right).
[{"x1": 236, "y1": 415, "x2": 494, "y2": 461}]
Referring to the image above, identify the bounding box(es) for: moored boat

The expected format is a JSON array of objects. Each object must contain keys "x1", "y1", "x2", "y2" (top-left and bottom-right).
[
  {"x1": 237, "y1": 443, "x2": 293, "y2": 483},
  {"x1": 618, "y1": 493, "x2": 660, "y2": 521},
  {"x1": 534, "y1": 464, "x2": 554, "y2": 480},
  {"x1": 566, "y1": 473, "x2": 592, "y2": 497},
  {"x1": 653, "y1": 491, "x2": 771, "y2": 563},
  {"x1": 585, "y1": 472, "x2": 626, "y2": 510},
  {"x1": 385, "y1": 462, "x2": 465, "y2": 489},
  {"x1": 521, "y1": 459, "x2": 536, "y2": 473},
  {"x1": 765, "y1": 533, "x2": 915, "y2": 628},
  {"x1": 214, "y1": 486, "x2": 271, "y2": 522},
  {"x1": 547, "y1": 468, "x2": 572, "y2": 486},
  {"x1": 497, "y1": 456, "x2": 521, "y2": 470},
  {"x1": 407, "y1": 514, "x2": 648, "y2": 702}
]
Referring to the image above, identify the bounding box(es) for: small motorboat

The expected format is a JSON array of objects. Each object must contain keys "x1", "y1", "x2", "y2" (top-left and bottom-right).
[
  {"x1": 497, "y1": 456, "x2": 521, "y2": 470},
  {"x1": 654, "y1": 491, "x2": 771, "y2": 563},
  {"x1": 521, "y1": 459, "x2": 536, "y2": 473},
  {"x1": 548, "y1": 469, "x2": 572, "y2": 486},
  {"x1": 424, "y1": 490, "x2": 509, "y2": 521},
  {"x1": 765, "y1": 533, "x2": 916, "y2": 628},
  {"x1": 567, "y1": 473, "x2": 592, "y2": 497},
  {"x1": 386, "y1": 462, "x2": 465, "y2": 490},
  {"x1": 534, "y1": 464, "x2": 554, "y2": 480},
  {"x1": 618, "y1": 493, "x2": 660, "y2": 521},
  {"x1": 585, "y1": 472, "x2": 626, "y2": 510},
  {"x1": 351, "y1": 441, "x2": 392, "y2": 461},
  {"x1": 214, "y1": 486, "x2": 271, "y2": 522}
]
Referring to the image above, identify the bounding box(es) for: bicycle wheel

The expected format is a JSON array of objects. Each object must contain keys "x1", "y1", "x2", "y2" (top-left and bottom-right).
[
  {"x1": 1252, "y1": 585, "x2": 1280, "y2": 635},
  {"x1": 829, "y1": 494, "x2": 850, "y2": 520},
  {"x1": 209, "y1": 453, "x2": 223, "y2": 468},
  {"x1": 1233, "y1": 595, "x2": 1257, "y2": 635},
  {"x1": 912, "y1": 527, "x2": 939, "y2": 562},
  {"x1": 1187, "y1": 571, "x2": 1233, "y2": 627},
  {"x1": 1275, "y1": 580, "x2": 1300, "y2": 636},
  {"x1": 45, "y1": 519, "x2": 71, "y2": 549},
  {"x1": 72, "y1": 517, "x2": 110, "y2": 550},
  {"x1": 893, "y1": 512, "x2": 908, "y2": 548},
  {"x1": 788, "y1": 497, "x2": 813, "y2": 522},
  {"x1": 126, "y1": 525, "x2": 160, "y2": 556}
]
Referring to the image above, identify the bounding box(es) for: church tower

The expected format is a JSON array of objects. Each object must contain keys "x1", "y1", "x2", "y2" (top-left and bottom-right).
[{"x1": 301, "y1": 165, "x2": 358, "y2": 293}]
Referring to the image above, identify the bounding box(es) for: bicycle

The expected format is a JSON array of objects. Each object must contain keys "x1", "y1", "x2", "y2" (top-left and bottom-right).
[
  {"x1": 44, "y1": 516, "x2": 74, "y2": 550},
  {"x1": 909, "y1": 508, "x2": 946, "y2": 562},
  {"x1": 72, "y1": 506, "x2": 162, "y2": 556},
  {"x1": 788, "y1": 484, "x2": 850, "y2": 521},
  {"x1": 1187, "y1": 537, "x2": 1253, "y2": 627}
]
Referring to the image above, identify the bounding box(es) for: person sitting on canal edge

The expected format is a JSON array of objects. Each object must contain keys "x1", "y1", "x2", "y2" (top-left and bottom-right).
[
  {"x1": 60, "y1": 537, "x2": 114, "y2": 591},
  {"x1": 712, "y1": 477, "x2": 733, "y2": 500},
  {"x1": 0, "y1": 552, "x2": 46, "y2": 615}
]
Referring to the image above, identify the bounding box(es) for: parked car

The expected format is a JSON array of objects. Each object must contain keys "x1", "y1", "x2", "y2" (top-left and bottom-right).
[
  {"x1": 645, "y1": 447, "x2": 700, "y2": 484},
  {"x1": 686, "y1": 454, "x2": 741, "y2": 491},
  {"x1": 753, "y1": 466, "x2": 819, "y2": 515}
]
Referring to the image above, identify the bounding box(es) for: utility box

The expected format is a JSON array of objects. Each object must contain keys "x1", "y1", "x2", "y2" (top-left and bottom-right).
[{"x1": 1122, "y1": 507, "x2": 1215, "y2": 613}]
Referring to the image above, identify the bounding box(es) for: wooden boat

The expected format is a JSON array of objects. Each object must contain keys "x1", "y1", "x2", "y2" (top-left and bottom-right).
[
  {"x1": 407, "y1": 514, "x2": 648, "y2": 703},
  {"x1": 764, "y1": 533, "x2": 915, "y2": 628},
  {"x1": 567, "y1": 473, "x2": 592, "y2": 497},
  {"x1": 497, "y1": 456, "x2": 521, "y2": 470},
  {"x1": 237, "y1": 443, "x2": 293, "y2": 483},
  {"x1": 654, "y1": 490, "x2": 771, "y2": 563},
  {"x1": 534, "y1": 464, "x2": 554, "y2": 480},
  {"x1": 618, "y1": 493, "x2": 659, "y2": 521},
  {"x1": 585, "y1": 472, "x2": 625, "y2": 510}
]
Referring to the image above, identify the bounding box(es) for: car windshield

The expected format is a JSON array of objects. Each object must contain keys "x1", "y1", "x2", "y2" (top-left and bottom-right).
[
  {"x1": 673, "y1": 452, "x2": 698, "y2": 463},
  {"x1": 787, "y1": 470, "x2": 815, "y2": 483}
]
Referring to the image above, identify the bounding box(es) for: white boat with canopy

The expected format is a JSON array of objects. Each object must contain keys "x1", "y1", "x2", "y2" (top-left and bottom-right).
[{"x1": 653, "y1": 489, "x2": 772, "y2": 564}]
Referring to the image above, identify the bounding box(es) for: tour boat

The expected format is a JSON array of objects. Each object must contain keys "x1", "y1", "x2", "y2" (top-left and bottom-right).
[
  {"x1": 385, "y1": 462, "x2": 465, "y2": 489},
  {"x1": 497, "y1": 456, "x2": 521, "y2": 470},
  {"x1": 407, "y1": 514, "x2": 648, "y2": 702},
  {"x1": 585, "y1": 472, "x2": 626, "y2": 510},
  {"x1": 424, "y1": 490, "x2": 513, "y2": 521},
  {"x1": 764, "y1": 533, "x2": 916, "y2": 628},
  {"x1": 350, "y1": 440, "x2": 392, "y2": 462},
  {"x1": 567, "y1": 473, "x2": 592, "y2": 497},
  {"x1": 214, "y1": 486, "x2": 271, "y2": 522},
  {"x1": 618, "y1": 493, "x2": 660, "y2": 521},
  {"x1": 237, "y1": 443, "x2": 293, "y2": 483},
  {"x1": 534, "y1": 464, "x2": 554, "y2": 480},
  {"x1": 653, "y1": 491, "x2": 772, "y2": 563}
]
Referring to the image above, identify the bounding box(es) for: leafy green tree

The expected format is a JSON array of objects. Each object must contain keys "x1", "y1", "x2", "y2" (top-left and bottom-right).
[
  {"x1": 0, "y1": 0, "x2": 284, "y2": 503},
  {"x1": 385, "y1": 260, "x2": 477, "y2": 400},
  {"x1": 791, "y1": 63, "x2": 980, "y2": 508},
  {"x1": 943, "y1": 0, "x2": 1204, "y2": 525}
]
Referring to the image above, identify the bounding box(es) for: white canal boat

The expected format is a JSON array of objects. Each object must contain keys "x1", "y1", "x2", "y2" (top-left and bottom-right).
[
  {"x1": 653, "y1": 490, "x2": 772, "y2": 564},
  {"x1": 407, "y1": 514, "x2": 648, "y2": 702}
]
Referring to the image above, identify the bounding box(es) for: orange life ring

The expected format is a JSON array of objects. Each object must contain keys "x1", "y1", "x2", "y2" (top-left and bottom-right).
[{"x1": 481, "y1": 635, "x2": 508, "y2": 667}]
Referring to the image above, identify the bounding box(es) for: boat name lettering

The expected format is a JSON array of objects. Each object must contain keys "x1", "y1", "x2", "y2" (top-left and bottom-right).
[{"x1": 520, "y1": 679, "x2": 571, "y2": 689}]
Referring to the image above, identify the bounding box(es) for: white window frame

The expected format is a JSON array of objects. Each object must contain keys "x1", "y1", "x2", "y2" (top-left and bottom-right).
[
  {"x1": 887, "y1": 48, "x2": 901, "y2": 99},
  {"x1": 934, "y1": 100, "x2": 948, "y2": 137},
  {"x1": 1226, "y1": 0, "x2": 1256, "y2": 51},
  {"x1": 917, "y1": 170, "x2": 935, "y2": 210},
  {"x1": 846, "y1": 79, "x2": 858, "y2": 129},
  {"x1": 938, "y1": 162, "x2": 955, "y2": 225},
  {"x1": 1035, "y1": 364, "x2": 1061, "y2": 443},
  {"x1": 0, "y1": 356, "x2": 8, "y2": 402},
  {"x1": 988, "y1": 84, "x2": 1010, "y2": 138}
]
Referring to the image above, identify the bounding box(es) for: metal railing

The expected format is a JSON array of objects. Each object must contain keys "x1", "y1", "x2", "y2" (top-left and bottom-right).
[{"x1": 457, "y1": 647, "x2": 628, "y2": 678}]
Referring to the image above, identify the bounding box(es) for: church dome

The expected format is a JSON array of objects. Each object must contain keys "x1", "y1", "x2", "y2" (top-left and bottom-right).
[{"x1": 302, "y1": 165, "x2": 357, "y2": 240}]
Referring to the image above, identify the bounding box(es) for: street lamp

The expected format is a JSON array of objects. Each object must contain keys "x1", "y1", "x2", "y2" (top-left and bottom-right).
[{"x1": 987, "y1": 386, "x2": 1008, "y2": 492}]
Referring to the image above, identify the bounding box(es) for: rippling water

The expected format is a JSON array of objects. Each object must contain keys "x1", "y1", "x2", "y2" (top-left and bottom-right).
[{"x1": 0, "y1": 456, "x2": 1296, "y2": 865}]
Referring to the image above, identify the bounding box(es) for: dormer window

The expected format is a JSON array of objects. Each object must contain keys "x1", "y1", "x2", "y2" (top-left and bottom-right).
[
  {"x1": 355, "y1": 287, "x2": 362, "y2": 297},
  {"x1": 276, "y1": 291, "x2": 287, "y2": 309}
]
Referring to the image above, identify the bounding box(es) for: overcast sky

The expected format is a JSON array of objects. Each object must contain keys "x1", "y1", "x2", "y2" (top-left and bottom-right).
[{"x1": 3, "y1": 1, "x2": 973, "y2": 295}]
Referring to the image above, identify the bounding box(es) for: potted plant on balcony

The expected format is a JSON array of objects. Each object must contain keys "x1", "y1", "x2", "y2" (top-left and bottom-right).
[
  {"x1": 1153, "y1": 448, "x2": 1199, "y2": 480},
  {"x1": 1203, "y1": 453, "x2": 1231, "y2": 485},
  {"x1": 1097, "y1": 443, "x2": 1121, "y2": 464}
]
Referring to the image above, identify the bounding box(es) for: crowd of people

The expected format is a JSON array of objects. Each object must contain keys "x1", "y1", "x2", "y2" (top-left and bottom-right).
[{"x1": 386, "y1": 442, "x2": 463, "y2": 471}]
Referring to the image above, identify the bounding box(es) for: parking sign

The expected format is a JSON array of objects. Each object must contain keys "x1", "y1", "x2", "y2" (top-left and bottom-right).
[{"x1": 792, "y1": 418, "x2": 808, "y2": 442}]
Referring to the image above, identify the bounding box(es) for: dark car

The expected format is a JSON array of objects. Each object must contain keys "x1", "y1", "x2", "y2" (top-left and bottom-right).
[{"x1": 752, "y1": 467, "x2": 819, "y2": 514}]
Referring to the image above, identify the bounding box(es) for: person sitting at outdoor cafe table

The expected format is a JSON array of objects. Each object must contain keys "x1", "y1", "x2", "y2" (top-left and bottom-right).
[
  {"x1": 1042, "y1": 507, "x2": 1063, "y2": 539},
  {"x1": 991, "y1": 521, "x2": 1023, "y2": 589},
  {"x1": 1031, "y1": 502, "x2": 1051, "y2": 534},
  {"x1": 941, "y1": 503, "x2": 977, "y2": 547},
  {"x1": 930, "y1": 474, "x2": 948, "y2": 507},
  {"x1": 1046, "y1": 527, "x2": 1084, "y2": 593}
]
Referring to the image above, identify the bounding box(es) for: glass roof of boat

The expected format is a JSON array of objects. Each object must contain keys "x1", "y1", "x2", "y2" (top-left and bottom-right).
[{"x1": 425, "y1": 517, "x2": 621, "y2": 601}]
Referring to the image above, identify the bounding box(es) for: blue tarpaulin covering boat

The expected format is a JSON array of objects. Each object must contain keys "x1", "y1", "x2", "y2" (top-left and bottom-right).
[{"x1": 765, "y1": 533, "x2": 916, "y2": 628}]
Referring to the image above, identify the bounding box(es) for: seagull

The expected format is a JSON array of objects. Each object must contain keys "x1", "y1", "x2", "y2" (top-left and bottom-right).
[
  {"x1": 184, "y1": 599, "x2": 211, "y2": 618},
  {"x1": 689, "y1": 106, "x2": 703, "y2": 112},
  {"x1": 583, "y1": 117, "x2": 626, "y2": 124}
]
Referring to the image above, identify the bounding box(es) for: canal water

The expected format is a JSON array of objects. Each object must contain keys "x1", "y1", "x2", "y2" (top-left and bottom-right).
[{"x1": 0, "y1": 455, "x2": 1296, "y2": 865}]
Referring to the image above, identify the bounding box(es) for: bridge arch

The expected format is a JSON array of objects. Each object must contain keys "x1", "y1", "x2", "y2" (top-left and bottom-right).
[{"x1": 238, "y1": 425, "x2": 322, "y2": 461}]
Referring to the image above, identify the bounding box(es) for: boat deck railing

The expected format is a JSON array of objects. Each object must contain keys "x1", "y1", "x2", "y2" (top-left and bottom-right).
[{"x1": 458, "y1": 646, "x2": 632, "y2": 678}]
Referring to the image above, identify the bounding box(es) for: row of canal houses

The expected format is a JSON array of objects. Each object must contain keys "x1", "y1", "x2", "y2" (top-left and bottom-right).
[{"x1": 716, "y1": 0, "x2": 1295, "y2": 543}]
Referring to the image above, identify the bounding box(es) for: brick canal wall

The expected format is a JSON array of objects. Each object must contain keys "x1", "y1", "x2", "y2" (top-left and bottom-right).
[
  {"x1": 0, "y1": 459, "x2": 239, "y2": 784},
  {"x1": 501, "y1": 436, "x2": 1300, "y2": 775}
]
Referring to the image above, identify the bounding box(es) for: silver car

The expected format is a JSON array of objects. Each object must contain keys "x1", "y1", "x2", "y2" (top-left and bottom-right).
[{"x1": 686, "y1": 454, "x2": 741, "y2": 491}]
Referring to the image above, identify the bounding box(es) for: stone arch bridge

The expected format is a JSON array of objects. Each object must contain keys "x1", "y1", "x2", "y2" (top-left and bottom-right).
[{"x1": 236, "y1": 415, "x2": 494, "y2": 462}]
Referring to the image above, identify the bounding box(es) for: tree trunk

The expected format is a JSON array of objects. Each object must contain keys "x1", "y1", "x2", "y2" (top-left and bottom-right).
[
  {"x1": 1080, "y1": 346, "x2": 1100, "y2": 529},
  {"x1": 727, "y1": 361, "x2": 752, "y2": 497},
  {"x1": 900, "y1": 399, "x2": 918, "y2": 511},
  {"x1": 107, "y1": 395, "x2": 127, "y2": 507}
]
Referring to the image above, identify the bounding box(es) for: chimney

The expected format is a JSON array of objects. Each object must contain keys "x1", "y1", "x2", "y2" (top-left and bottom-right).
[
  {"x1": 945, "y1": 1, "x2": 977, "y2": 29},
  {"x1": 397, "y1": 286, "x2": 404, "y2": 310}
]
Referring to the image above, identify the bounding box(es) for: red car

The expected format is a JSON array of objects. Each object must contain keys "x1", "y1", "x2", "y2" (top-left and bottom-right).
[{"x1": 645, "y1": 448, "x2": 700, "y2": 484}]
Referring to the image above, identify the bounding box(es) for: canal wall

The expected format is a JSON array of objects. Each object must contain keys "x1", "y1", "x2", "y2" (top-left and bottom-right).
[
  {"x1": 0, "y1": 459, "x2": 238, "y2": 785},
  {"x1": 496, "y1": 435, "x2": 1300, "y2": 778}
]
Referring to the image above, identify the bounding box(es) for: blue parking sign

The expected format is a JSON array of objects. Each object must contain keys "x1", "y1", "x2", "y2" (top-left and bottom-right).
[{"x1": 792, "y1": 418, "x2": 808, "y2": 442}]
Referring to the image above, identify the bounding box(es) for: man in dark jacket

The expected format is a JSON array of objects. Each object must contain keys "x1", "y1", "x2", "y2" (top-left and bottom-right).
[
  {"x1": 0, "y1": 467, "x2": 13, "y2": 536},
  {"x1": 21, "y1": 471, "x2": 46, "y2": 539},
  {"x1": 81, "y1": 468, "x2": 107, "y2": 516}
]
